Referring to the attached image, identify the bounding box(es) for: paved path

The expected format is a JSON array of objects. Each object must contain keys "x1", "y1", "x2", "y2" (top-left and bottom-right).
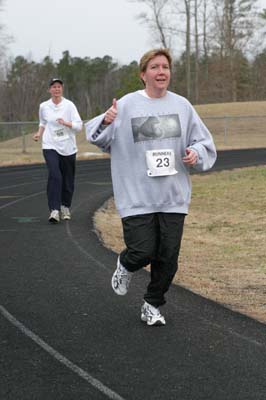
[{"x1": 1, "y1": 150, "x2": 266, "y2": 400}]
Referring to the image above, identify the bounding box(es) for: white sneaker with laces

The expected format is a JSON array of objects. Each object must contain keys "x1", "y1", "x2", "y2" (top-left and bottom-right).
[
  {"x1": 141, "y1": 301, "x2": 166, "y2": 326},
  {"x1": 61, "y1": 206, "x2": 71, "y2": 220},
  {"x1": 49, "y1": 209, "x2": 60, "y2": 223},
  {"x1": 111, "y1": 257, "x2": 133, "y2": 295}
]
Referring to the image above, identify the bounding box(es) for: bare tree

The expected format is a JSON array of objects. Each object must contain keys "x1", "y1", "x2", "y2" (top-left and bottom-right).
[
  {"x1": 129, "y1": 0, "x2": 172, "y2": 48},
  {"x1": 0, "y1": 0, "x2": 12, "y2": 72},
  {"x1": 0, "y1": 0, "x2": 13, "y2": 120},
  {"x1": 213, "y1": 0, "x2": 257, "y2": 101},
  {"x1": 182, "y1": 0, "x2": 191, "y2": 99},
  {"x1": 193, "y1": 0, "x2": 214, "y2": 100},
  {"x1": 131, "y1": 0, "x2": 194, "y2": 97},
  {"x1": 194, "y1": 0, "x2": 199, "y2": 103}
]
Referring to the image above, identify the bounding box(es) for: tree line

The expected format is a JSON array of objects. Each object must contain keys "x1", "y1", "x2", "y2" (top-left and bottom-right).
[
  {"x1": 0, "y1": 0, "x2": 266, "y2": 121},
  {"x1": 133, "y1": 0, "x2": 266, "y2": 104}
]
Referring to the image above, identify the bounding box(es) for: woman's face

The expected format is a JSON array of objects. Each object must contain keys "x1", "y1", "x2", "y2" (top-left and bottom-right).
[
  {"x1": 49, "y1": 82, "x2": 63, "y2": 98},
  {"x1": 140, "y1": 55, "x2": 171, "y2": 97}
]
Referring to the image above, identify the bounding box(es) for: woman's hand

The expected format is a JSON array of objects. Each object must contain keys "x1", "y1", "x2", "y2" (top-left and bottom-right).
[
  {"x1": 57, "y1": 118, "x2": 71, "y2": 127},
  {"x1": 182, "y1": 148, "x2": 198, "y2": 165},
  {"x1": 103, "y1": 98, "x2": 117, "y2": 125},
  {"x1": 33, "y1": 131, "x2": 41, "y2": 141}
]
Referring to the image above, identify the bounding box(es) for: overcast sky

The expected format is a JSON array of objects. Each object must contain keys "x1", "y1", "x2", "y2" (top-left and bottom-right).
[
  {"x1": 2, "y1": 0, "x2": 151, "y2": 65},
  {"x1": 2, "y1": 0, "x2": 266, "y2": 66}
]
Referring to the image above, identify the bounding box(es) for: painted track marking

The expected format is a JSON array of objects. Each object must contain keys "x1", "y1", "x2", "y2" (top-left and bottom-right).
[
  {"x1": 1, "y1": 163, "x2": 266, "y2": 400},
  {"x1": 0, "y1": 305, "x2": 126, "y2": 400},
  {"x1": 0, "y1": 181, "x2": 125, "y2": 399}
]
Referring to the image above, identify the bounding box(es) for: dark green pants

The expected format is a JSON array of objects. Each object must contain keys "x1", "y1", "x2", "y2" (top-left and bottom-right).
[{"x1": 120, "y1": 212, "x2": 185, "y2": 307}]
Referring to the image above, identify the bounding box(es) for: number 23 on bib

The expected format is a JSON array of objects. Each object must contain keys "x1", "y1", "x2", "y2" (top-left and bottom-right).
[{"x1": 146, "y1": 149, "x2": 178, "y2": 177}]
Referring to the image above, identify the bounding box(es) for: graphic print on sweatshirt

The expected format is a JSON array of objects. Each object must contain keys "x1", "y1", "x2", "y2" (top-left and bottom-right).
[{"x1": 131, "y1": 114, "x2": 181, "y2": 143}]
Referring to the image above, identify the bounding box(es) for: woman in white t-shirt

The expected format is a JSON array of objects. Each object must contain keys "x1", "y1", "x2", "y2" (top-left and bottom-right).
[{"x1": 33, "y1": 78, "x2": 83, "y2": 223}]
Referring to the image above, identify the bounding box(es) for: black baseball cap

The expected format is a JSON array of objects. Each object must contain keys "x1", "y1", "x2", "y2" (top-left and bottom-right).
[{"x1": 49, "y1": 78, "x2": 63, "y2": 87}]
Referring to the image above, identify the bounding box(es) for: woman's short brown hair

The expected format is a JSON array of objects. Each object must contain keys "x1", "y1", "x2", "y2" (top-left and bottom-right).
[{"x1": 139, "y1": 48, "x2": 172, "y2": 74}]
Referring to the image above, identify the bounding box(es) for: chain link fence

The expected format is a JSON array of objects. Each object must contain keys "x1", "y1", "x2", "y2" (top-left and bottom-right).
[
  {"x1": 201, "y1": 115, "x2": 266, "y2": 149},
  {"x1": 0, "y1": 116, "x2": 266, "y2": 164},
  {"x1": 0, "y1": 121, "x2": 38, "y2": 153},
  {"x1": 0, "y1": 121, "x2": 91, "y2": 165}
]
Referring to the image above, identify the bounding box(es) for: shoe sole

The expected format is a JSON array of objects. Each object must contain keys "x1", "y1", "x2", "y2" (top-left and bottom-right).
[
  {"x1": 141, "y1": 317, "x2": 166, "y2": 326},
  {"x1": 147, "y1": 319, "x2": 166, "y2": 326},
  {"x1": 141, "y1": 311, "x2": 166, "y2": 326},
  {"x1": 49, "y1": 218, "x2": 59, "y2": 224}
]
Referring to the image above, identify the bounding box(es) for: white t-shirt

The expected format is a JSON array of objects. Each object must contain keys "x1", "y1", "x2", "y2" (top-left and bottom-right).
[{"x1": 39, "y1": 98, "x2": 83, "y2": 156}]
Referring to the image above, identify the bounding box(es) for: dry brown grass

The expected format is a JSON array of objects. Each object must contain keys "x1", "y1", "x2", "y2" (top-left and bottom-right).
[
  {"x1": 94, "y1": 166, "x2": 266, "y2": 324},
  {"x1": 195, "y1": 101, "x2": 266, "y2": 150},
  {"x1": 0, "y1": 129, "x2": 107, "y2": 166},
  {"x1": 0, "y1": 100, "x2": 266, "y2": 166},
  {"x1": 195, "y1": 100, "x2": 266, "y2": 117}
]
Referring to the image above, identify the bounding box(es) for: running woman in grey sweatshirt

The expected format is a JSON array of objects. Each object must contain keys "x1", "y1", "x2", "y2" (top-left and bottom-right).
[{"x1": 86, "y1": 48, "x2": 216, "y2": 326}]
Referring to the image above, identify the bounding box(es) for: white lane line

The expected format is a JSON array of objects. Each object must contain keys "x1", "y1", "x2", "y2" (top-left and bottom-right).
[
  {"x1": 64, "y1": 189, "x2": 113, "y2": 274},
  {"x1": 2, "y1": 173, "x2": 266, "y2": 400},
  {"x1": 0, "y1": 195, "x2": 20, "y2": 198},
  {"x1": 65, "y1": 221, "x2": 111, "y2": 273},
  {"x1": 0, "y1": 180, "x2": 46, "y2": 191},
  {"x1": 67, "y1": 200, "x2": 266, "y2": 350},
  {"x1": 0, "y1": 183, "x2": 126, "y2": 399},
  {"x1": 0, "y1": 191, "x2": 45, "y2": 210},
  {"x1": 0, "y1": 305, "x2": 126, "y2": 400}
]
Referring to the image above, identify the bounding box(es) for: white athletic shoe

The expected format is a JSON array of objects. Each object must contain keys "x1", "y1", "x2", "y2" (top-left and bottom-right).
[
  {"x1": 111, "y1": 257, "x2": 133, "y2": 295},
  {"x1": 49, "y1": 209, "x2": 60, "y2": 223},
  {"x1": 141, "y1": 301, "x2": 166, "y2": 326},
  {"x1": 61, "y1": 205, "x2": 71, "y2": 220}
]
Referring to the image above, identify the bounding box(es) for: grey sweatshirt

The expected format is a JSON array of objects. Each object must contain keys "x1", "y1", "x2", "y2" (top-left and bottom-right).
[{"x1": 85, "y1": 91, "x2": 217, "y2": 218}]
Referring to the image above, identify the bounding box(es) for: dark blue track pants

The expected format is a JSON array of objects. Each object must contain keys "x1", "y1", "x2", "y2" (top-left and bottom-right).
[
  {"x1": 120, "y1": 212, "x2": 185, "y2": 307},
  {"x1": 43, "y1": 149, "x2": 76, "y2": 211}
]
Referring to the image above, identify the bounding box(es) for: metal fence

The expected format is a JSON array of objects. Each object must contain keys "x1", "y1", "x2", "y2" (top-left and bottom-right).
[
  {"x1": 0, "y1": 115, "x2": 266, "y2": 157},
  {"x1": 0, "y1": 121, "x2": 39, "y2": 153},
  {"x1": 201, "y1": 115, "x2": 266, "y2": 149}
]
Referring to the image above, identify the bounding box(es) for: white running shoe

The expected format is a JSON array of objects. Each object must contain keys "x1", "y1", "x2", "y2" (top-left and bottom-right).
[
  {"x1": 141, "y1": 301, "x2": 166, "y2": 326},
  {"x1": 111, "y1": 257, "x2": 133, "y2": 295},
  {"x1": 49, "y1": 210, "x2": 60, "y2": 223},
  {"x1": 61, "y1": 206, "x2": 71, "y2": 220}
]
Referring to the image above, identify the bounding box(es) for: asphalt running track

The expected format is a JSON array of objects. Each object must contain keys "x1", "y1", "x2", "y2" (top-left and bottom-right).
[{"x1": 1, "y1": 148, "x2": 266, "y2": 400}]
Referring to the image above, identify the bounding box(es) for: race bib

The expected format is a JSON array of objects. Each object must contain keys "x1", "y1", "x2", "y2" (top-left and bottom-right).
[
  {"x1": 146, "y1": 149, "x2": 178, "y2": 177},
  {"x1": 53, "y1": 126, "x2": 70, "y2": 141}
]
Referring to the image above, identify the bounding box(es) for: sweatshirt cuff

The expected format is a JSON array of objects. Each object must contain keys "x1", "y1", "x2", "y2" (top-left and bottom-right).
[{"x1": 92, "y1": 123, "x2": 108, "y2": 140}]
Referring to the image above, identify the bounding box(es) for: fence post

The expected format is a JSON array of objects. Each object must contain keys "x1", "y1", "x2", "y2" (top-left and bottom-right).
[
  {"x1": 223, "y1": 116, "x2": 228, "y2": 145},
  {"x1": 21, "y1": 126, "x2": 27, "y2": 154}
]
